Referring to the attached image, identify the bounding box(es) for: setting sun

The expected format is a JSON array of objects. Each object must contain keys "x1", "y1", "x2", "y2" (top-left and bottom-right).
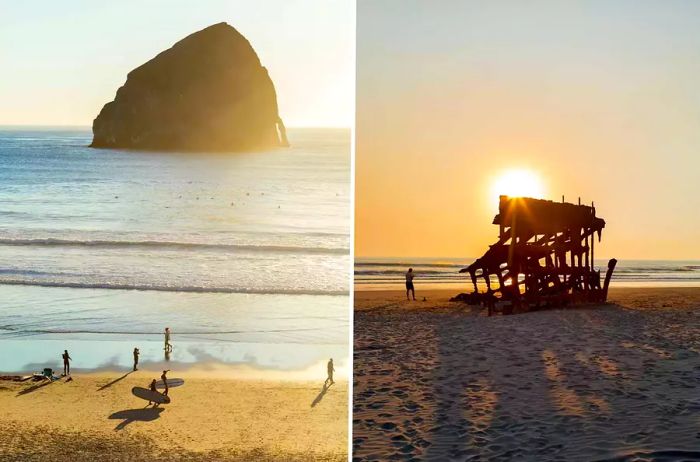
[{"x1": 491, "y1": 169, "x2": 544, "y2": 200}]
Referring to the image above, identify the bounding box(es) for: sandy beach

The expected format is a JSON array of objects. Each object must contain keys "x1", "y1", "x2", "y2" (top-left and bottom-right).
[
  {"x1": 353, "y1": 286, "x2": 700, "y2": 461},
  {"x1": 0, "y1": 368, "x2": 347, "y2": 461}
]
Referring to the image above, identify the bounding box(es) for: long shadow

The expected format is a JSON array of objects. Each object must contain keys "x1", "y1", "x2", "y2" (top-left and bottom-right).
[
  {"x1": 311, "y1": 381, "x2": 333, "y2": 407},
  {"x1": 16, "y1": 378, "x2": 58, "y2": 396},
  {"x1": 109, "y1": 406, "x2": 164, "y2": 430},
  {"x1": 98, "y1": 371, "x2": 133, "y2": 391}
]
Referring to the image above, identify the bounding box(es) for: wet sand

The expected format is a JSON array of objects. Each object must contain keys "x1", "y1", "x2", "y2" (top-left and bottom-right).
[
  {"x1": 353, "y1": 287, "x2": 700, "y2": 461},
  {"x1": 0, "y1": 368, "x2": 347, "y2": 461}
]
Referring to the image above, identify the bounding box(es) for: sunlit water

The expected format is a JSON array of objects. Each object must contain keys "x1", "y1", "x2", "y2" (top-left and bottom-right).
[
  {"x1": 355, "y1": 257, "x2": 700, "y2": 290},
  {"x1": 0, "y1": 127, "x2": 350, "y2": 375}
]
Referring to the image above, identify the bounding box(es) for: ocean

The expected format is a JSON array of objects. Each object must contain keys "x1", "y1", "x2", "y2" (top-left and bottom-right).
[
  {"x1": 355, "y1": 257, "x2": 700, "y2": 290},
  {"x1": 0, "y1": 127, "x2": 350, "y2": 375}
]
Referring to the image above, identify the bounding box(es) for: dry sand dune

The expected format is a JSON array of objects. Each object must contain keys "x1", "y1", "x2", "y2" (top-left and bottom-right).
[
  {"x1": 0, "y1": 370, "x2": 347, "y2": 461},
  {"x1": 353, "y1": 287, "x2": 700, "y2": 461}
]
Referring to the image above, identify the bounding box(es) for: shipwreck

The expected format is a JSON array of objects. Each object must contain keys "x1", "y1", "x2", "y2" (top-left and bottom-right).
[{"x1": 454, "y1": 195, "x2": 617, "y2": 315}]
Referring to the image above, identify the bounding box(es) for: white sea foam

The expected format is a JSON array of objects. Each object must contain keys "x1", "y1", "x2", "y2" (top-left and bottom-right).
[{"x1": 0, "y1": 127, "x2": 350, "y2": 371}]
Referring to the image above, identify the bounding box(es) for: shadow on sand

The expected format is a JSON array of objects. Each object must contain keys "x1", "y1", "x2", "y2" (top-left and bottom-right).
[
  {"x1": 311, "y1": 381, "x2": 333, "y2": 408},
  {"x1": 16, "y1": 378, "x2": 59, "y2": 397},
  {"x1": 98, "y1": 371, "x2": 134, "y2": 391},
  {"x1": 109, "y1": 406, "x2": 164, "y2": 430}
]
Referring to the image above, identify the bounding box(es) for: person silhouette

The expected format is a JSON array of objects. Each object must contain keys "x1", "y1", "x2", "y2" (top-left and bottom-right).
[
  {"x1": 148, "y1": 378, "x2": 158, "y2": 405},
  {"x1": 161, "y1": 370, "x2": 170, "y2": 396},
  {"x1": 325, "y1": 358, "x2": 335, "y2": 386},
  {"x1": 62, "y1": 350, "x2": 72, "y2": 376},
  {"x1": 164, "y1": 327, "x2": 172, "y2": 352},
  {"x1": 133, "y1": 347, "x2": 140, "y2": 371},
  {"x1": 406, "y1": 268, "x2": 416, "y2": 301}
]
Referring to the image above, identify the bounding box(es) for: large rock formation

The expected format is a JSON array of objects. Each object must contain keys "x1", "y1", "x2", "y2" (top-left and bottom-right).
[{"x1": 91, "y1": 22, "x2": 289, "y2": 151}]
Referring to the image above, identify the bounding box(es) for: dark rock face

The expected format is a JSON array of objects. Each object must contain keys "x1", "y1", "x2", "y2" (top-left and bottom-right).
[{"x1": 91, "y1": 22, "x2": 289, "y2": 151}]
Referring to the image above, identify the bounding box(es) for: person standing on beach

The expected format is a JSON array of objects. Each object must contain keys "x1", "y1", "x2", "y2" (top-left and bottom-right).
[
  {"x1": 62, "y1": 350, "x2": 72, "y2": 376},
  {"x1": 148, "y1": 378, "x2": 158, "y2": 405},
  {"x1": 161, "y1": 370, "x2": 170, "y2": 396},
  {"x1": 406, "y1": 268, "x2": 416, "y2": 301},
  {"x1": 133, "y1": 347, "x2": 140, "y2": 371},
  {"x1": 325, "y1": 358, "x2": 335, "y2": 386},
  {"x1": 164, "y1": 327, "x2": 172, "y2": 352}
]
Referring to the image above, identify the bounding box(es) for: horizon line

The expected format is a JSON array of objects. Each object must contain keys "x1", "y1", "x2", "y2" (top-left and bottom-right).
[
  {"x1": 0, "y1": 124, "x2": 351, "y2": 130},
  {"x1": 354, "y1": 256, "x2": 699, "y2": 262}
]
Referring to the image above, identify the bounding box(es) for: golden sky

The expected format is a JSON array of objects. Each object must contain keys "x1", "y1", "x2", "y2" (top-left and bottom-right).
[
  {"x1": 0, "y1": 0, "x2": 353, "y2": 127},
  {"x1": 356, "y1": 0, "x2": 700, "y2": 260}
]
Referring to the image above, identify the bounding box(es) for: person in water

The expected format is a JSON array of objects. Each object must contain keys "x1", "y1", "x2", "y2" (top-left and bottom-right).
[
  {"x1": 325, "y1": 358, "x2": 335, "y2": 386},
  {"x1": 406, "y1": 268, "x2": 416, "y2": 301},
  {"x1": 161, "y1": 370, "x2": 170, "y2": 396},
  {"x1": 164, "y1": 327, "x2": 172, "y2": 352},
  {"x1": 133, "y1": 347, "x2": 140, "y2": 371},
  {"x1": 62, "y1": 350, "x2": 72, "y2": 376}
]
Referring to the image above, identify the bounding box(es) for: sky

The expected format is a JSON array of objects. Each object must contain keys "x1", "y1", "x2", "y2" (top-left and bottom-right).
[
  {"x1": 0, "y1": 0, "x2": 354, "y2": 127},
  {"x1": 356, "y1": 0, "x2": 700, "y2": 260}
]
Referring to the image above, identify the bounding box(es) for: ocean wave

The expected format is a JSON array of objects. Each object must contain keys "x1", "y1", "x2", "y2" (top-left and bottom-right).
[
  {"x1": 0, "y1": 326, "x2": 336, "y2": 336},
  {"x1": 0, "y1": 237, "x2": 348, "y2": 255},
  {"x1": 0, "y1": 279, "x2": 347, "y2": 296},
  {"x1": 616, "y1": 266, "x2": 700, "y2": 273},
  {"x1": 355, "y1": 270, "x2": 448, "y2": 276},
  {"x1": 356, "y1": 270, "x2": 700, "y2": 283},
  {"x1": 356, "y1": 263, "x2": 700, "y2": 275},
  {"x1": 355, "y1": 262, "x2": 463, "y2": 268}
]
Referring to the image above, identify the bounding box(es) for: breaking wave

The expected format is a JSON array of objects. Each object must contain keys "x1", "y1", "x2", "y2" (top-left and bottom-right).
[
  {"x1": 0, "y1": 237, "x2": 348, "y2": 255},
  {"x1": 0, "y1": 278, "x2": 346, "y2": 296}
]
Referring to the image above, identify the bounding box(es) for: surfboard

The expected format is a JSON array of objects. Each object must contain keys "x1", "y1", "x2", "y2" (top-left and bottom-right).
[
  {"x1": 155, "y1": 378, "x2": 184, "y2": 389},
  {"x1": 132, "y1": 386, "x2": 171, "y2": 404}
]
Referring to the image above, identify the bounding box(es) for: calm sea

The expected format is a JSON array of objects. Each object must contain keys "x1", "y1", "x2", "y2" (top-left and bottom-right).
[
  {"x1": 355, "y1": 257, "x2": 700, "y2": 290},
  {"x1": 0, "y1": 127, "x2": 350, "y2": 374}
]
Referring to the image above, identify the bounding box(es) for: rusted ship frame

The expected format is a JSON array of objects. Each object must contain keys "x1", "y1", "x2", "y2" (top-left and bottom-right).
[{"x1": 457, "y1": 195, "x2": 617, "y2": 315}]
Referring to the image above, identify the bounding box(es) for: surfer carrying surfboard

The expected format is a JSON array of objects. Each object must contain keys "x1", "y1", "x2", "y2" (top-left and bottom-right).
[
  {"x1": 148, "y1": 379, "x2": 158, "y2": 405},
  {"x1": 138, "y1": 379, "x2": 170, "y2": 406},
  {"x1": 161, "y1": 370, "x2": 170, "y2": 396}
]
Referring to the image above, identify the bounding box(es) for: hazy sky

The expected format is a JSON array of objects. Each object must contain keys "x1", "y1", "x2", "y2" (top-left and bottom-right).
[
  {"x1": 0, "y1": 0, "x2": 353, "y2": 127},
  {"x1": 356, "y1": 0, "x2": 700, "y2": 260}
]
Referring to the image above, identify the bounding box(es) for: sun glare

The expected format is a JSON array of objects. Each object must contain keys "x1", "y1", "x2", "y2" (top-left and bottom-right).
[{"x1": 491, "y1": 169, "x2": 544, "y2": 200}]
